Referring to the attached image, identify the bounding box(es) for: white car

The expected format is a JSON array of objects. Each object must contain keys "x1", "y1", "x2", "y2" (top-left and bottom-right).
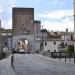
[{"x1": 19, "y1": 49, "x2": 25, "y2": 54}]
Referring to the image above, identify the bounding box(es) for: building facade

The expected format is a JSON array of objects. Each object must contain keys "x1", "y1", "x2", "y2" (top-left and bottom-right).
[
  {"x1": 12, "y1": 8, "x2": 34, "y2": 35},
  {"x1": 12, "y1": 8, "x2": 41, "y2": 53},
  {"x1": 43, "y1": 39, "x2": 64, "y2": 52}
]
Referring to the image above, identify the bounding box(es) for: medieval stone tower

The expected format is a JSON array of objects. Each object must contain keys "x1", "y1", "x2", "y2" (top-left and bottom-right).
[
  {"x1": 12, "y1": 8, "x2": 34, "y2": 35},
  {"x1": 12, "y1": 8, "x2": 35, "y2": 53},
  {"x1": 11, "y1": 7, "x2": 41, "y2": 53}
]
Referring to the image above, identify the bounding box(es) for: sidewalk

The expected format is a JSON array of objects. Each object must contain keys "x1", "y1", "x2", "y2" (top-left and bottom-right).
[{"x1": 0, "y1": 55, "x2": 16, "y2": 75}]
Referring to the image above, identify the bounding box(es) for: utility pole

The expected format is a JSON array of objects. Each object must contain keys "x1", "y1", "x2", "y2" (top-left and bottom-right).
[
  {"x1": 41, "y1": 25, "x2": 44, "y2": 51},
  {"x1": 74, "y1": 0, "x2": 75, "y2": 52}
]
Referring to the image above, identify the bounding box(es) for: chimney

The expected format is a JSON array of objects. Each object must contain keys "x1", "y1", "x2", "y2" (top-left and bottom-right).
[{"x1": 66, "y1": 29, "x2": 68, "y2": 32}]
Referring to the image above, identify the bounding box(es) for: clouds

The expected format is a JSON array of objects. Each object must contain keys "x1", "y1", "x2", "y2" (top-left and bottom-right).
[
  {"x1": 52, "y1": 0, "x2": 66, "y2": 5},
  {"x1": 0, "y1": 9, "x2": 3, "y2": 13},
  {"x1": 0, "y1": 0, "x2": 73, "y2": 31},
  {"x1": 2, "y1": 19, "x2": 12, "y2": 29},
  {"x1": 0, "y1": 0, "x2": 15, "y2": 28},
  {"x1": 42, "y1": 19, "x2": 74, "y2": 31},
  {"x1": 39, "y1": 9, "x2": 73, "y2": 19},
  {"x1": 38, "y1": 9, "x2": 74, "y2": 31}
]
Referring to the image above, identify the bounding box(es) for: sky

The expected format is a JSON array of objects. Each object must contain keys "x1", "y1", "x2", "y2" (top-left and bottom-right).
[{"x1": 0, "y1": 0, "x2": 74, "y2": 31}]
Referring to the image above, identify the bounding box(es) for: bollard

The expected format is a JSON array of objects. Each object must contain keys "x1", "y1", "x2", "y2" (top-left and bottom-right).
[
  {"x1": 11, "y1": 54, "x2": 14, "y2": 69},
  {"x1": 69, "y1": 53, "x2": 71, "y2": 62},
  {"x1": 65, "y1": 57, "x2": 66, "y2": 63}
]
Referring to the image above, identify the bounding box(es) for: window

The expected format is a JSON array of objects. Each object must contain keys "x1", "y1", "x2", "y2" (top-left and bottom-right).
[
  {"x1": 54, "y1": 41, "x2": 56, "y2": 45},
  {"x1": 45, "y1": 42, "x2": 47, "y2": 46},
  {"x1": 5, "y1": 42, "x2": 8, "y2": 46},
  {"x1": 27, "y1": 30, "x2": 30, "y2": 35},
  {"x1": 61, "y1": 42, "x2": 64, "y2": 45},
  {"x1": 54, "y1": 50, "x2": 56, "y2": 52},
  {"x1": 61, "y1": 42, "x2": 65, "y2": 48}
]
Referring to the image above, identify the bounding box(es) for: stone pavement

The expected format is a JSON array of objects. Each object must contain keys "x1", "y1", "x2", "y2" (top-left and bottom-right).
[
  {"x1": 13, "y1": 54, "x2": 75, "y2": 75},
  {"x1": 0, "y1": 55, "x2": 16, "y2": 75},
  {"x1": 0, "y1": 54, "x2": 75, "y2": 75}
]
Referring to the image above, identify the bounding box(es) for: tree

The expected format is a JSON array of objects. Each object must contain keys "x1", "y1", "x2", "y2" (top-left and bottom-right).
[{"x1": 68, "y1": 45, "x2": 74, "y2": 52}]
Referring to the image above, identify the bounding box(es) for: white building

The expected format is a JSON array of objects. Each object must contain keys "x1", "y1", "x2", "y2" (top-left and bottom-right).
[
  {"x1": 43, "y1": 30, "x2": 74, "y2": 52},
  {"x1": 43, "y1": 39, "x2": 64, "y2": 52},
  {"x1": 61, "y1": 32, "x2": 73, "y2": 45}
]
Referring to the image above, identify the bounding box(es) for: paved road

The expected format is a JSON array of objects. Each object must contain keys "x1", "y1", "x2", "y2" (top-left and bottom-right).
[
  {"x1": 0, "y1": 54, "x2": 75, "y2": 75},
  {"x1": 13, "y1": 54, "x2": 75, "y2": 75}
]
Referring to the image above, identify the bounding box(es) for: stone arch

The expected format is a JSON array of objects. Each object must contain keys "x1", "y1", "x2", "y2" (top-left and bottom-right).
[{"x1": 16, "y1": 38, "x2": 32, "y2": 53}]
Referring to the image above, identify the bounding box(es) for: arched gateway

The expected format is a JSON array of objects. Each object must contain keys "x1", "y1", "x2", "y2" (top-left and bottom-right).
[
  {"x1": 11, "y1": 8, "x2": 41, "y2": 53},
  {"x1": 12, "y1": 8, "x2": 35, "y2": 53},
  {"x1": 16, "y1": 38, "x2": 31, "y2": 53},
  {"x1": 12, "y1": 35, "x2": 35, "y2": 53}
]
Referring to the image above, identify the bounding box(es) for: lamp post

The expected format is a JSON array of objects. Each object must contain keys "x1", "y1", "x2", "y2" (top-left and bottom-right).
[
  {"x1": 74, "y1": 0, "x2": 75, "y2": 52},
  {"x1": 41, "y1": 25, "x2": 44, "y2": 51}
]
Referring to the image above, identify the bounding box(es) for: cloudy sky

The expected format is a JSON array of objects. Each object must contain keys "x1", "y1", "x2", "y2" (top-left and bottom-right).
[{"x1": 0, "y1": 0, "x2": 74, "y2": 31}]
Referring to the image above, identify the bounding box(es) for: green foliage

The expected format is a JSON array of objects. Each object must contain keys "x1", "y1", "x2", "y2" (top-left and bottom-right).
[
  {"x1": 63, "y1": 46, "x2": 68, "y2": 52},
  {"x1": 68, "y1": 45, "x2": 74, "y2": 52}
]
